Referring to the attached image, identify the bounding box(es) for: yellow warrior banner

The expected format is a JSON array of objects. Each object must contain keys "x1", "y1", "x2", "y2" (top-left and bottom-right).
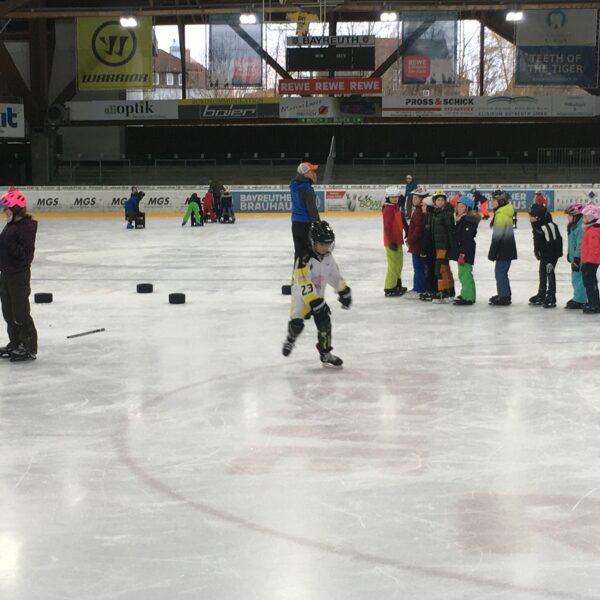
[{"x1": 77, "y1": 17, "x2": 153, "y2": 90}]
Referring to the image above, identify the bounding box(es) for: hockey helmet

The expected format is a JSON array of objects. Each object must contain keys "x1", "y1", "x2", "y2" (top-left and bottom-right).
[
  {"x1": 412, "y1": 185, "x2": 429, "y2": 197},
  {"x1": 310, "y1": 221, "x2": 335, "y2": 245},
  {"x1": 491, "y1": 189, "x2": 509, "y2": 205},
  {"x1": 385, "y1": 185, "x2": 402, "y2": 198},
  {"x1": 565, "y1": 203, "x2": 585, "y2": 216},
  {"x1": 528, "y1": 203, "x2": 547, "y2": 219},
  {"x1": 457, "y1": 196, "x2": 474, "y2": 210},
  {"x1": 1, "y1": 187, "x2": 26, "y2": 209},
  {"x1": 582, "y1": 204, "x2": 600, "y2": 222},
  {"x1": 432, "y1": 190, "x2": 447, "y2": 201}
]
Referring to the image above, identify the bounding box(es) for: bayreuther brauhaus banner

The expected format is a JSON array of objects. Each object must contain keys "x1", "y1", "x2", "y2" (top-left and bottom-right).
[{"x1": 77, "y1": 17, "x2": 153, "y2": 90}]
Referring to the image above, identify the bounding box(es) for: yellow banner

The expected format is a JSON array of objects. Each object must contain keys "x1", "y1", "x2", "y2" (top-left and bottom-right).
[
  {"x1": 77, "y1": 17, "x2": 153, "y2": 90},
  {"x1": 286, "y1": 12, "x2": 319, "y2": 36}
]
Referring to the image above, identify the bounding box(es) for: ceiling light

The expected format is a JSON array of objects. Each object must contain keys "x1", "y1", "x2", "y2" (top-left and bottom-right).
[
  {"x1": 380, "y1": 11, "x2": 398, "y2": 22},
  {"x1": 120, "y1": 17, "x2": 138, "y2": 27},
  {"x1": 506, "y1": 11, "x2": 523, "y2": 21},
  {"x1": 240, "y1": 13, "x2": 258, "y2": 25}
]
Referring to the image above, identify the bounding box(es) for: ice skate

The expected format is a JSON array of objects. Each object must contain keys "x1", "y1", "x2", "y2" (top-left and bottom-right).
[
  {"x1": 453, "y1": 296, "x2": 474, "y2": 306},
  {"x1": 583, "y1": 304, "x2": 600, "y2": 314},
  {"x1": 317, "y1": 345, "x2": 343, "y2": 368},
  {"x1": 0, "y1": 343, "x2": 16, "y2": 358},
  {"x1": 529, "y1": 293, "x2": 545, "y2": 306},
  {"x1": 419, "y1": 291, "x2": 435, "y2": 301},
  {"x1": 543, "y1": 294, "x2": 557, "y2": 309},
  {"x1": 433, "y1": 292, "x2": 452, "y2": 304},
  {"x1": 565, "y1": 299, "x2": 585, "y2": 310},
  {"x1": 9, "y1": 345, "x2": 36, "y2": 362},
  {"x1": 489, "y1": 295, "x2": 511, "y2": 306},
  {"x1": 282, "y1": 339, "x2": 295, "y2": 357},
  {"x1": 403, "y1": 290, "x2": 421, "y2": 299}
]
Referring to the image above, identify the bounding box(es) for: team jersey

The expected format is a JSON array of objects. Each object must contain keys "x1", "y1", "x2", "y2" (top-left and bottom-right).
[{"x1": 290, "y1": 251, "x2": 348, "y2": 320}]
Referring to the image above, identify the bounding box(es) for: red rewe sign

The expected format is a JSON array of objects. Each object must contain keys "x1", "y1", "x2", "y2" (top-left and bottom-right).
[{"x1": 278, "y1": 77, "x2": 383, "y2": 96}]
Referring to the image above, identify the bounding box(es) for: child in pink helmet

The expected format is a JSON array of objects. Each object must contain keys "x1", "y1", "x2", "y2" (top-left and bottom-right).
[
  {"x1": 0, "y1": 187, "x2": 38, "y2": 361},
  {"x1": 581, "y1": 204, "x2": 600, "y2": 314}
]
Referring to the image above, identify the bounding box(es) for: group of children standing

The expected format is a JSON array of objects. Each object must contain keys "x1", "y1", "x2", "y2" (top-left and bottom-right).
[
  {"x1": 382, "y1": 186, "x2": 600, "y2": 312},
  {"x1": 182, "y1": 185, "x2": 235, "y2": 226}
]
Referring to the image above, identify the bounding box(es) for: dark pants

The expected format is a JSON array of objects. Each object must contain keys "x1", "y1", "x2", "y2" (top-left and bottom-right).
[
  {"x1": 292, "y1": 221, "x2": 312, "y2": 263},
  {"x1": 495, "y1": 260, "x2": 512, "y2": 298},
  {"x1": 412, "y1": 254, "x2": 426, "y2": 293},
  {"x1": 582, "y1": 263, "x2": 600, "y2": 308},
  {"x1": 424, "y1": 254, "x2": 437, "y2": 293},
  {"x1": 213, "y1": 194, "x2": 222, "y2": 220},
  {"x1": 0, "y1": 269, "x2": 38, "y2": 354},
  {"x1": 538, "y1": 258, "x2": 558, "y2": 297}
]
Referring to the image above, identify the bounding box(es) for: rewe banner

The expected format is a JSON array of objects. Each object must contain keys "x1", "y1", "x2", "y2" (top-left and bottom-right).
[{"x1": 278, "y1": 77, "x2": 382, "y2": 95}]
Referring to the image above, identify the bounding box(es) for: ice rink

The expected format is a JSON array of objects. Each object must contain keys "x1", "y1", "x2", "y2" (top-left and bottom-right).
[{"x1": 1, "y1": 213, "x2": 599, "y2": 600}]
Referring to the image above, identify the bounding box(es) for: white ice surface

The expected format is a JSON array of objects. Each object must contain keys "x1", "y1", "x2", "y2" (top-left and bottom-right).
[{"x1": 1, "y1": 214, "x2": 599, "y2": 600}]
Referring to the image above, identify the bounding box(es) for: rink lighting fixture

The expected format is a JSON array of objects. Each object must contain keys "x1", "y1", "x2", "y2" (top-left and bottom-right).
[
  {"x1": 240, "y1": 13, "x2": 257, "y2": 25},
  {"x1": 380, "y1": 11, "x2": 398, "y2": 22},
  {"x1": 120, "y1": 16, "x2": 138, "y2": 27},
  {"x1": 506, "y1": 11, "x2": 523, "y2": 21}
]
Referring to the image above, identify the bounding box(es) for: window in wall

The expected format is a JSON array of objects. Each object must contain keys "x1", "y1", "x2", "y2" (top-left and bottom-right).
[
  {"x1": 166, "y1": 72, "x2": 174, "y2": 86},
  {"x1": 153, "y1": 72, "x2": 160, "y2": 85},
  {"x1": 178, "y1": 73, "x2": 182, "y2": 86}
]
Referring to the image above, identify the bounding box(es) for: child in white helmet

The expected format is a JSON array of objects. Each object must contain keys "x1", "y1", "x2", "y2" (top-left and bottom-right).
[{"x1": 382, "y1": 186, "x2": 406, "y2": 296}]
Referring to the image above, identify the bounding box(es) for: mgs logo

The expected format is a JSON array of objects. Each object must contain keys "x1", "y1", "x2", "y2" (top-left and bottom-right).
[{"x1": 91, "y1": 20, "x2": 137, "y2": 67}]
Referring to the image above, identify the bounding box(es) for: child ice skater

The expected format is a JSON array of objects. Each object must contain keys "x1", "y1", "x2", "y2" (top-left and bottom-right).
[
  {"x1": 382, "y1": 186, "x2": 406, "y2": 297},
  {"x1": 405, "y1": 186, "x2": 429, "y2": 298},
  {"x1": 580, "y1": 204, "x2": 600, "y2": 314},
  {"x1": 564, "y1": 203, "x2": 587, "y2": 309},
  {"x1": 452, "y1": 195, "x2": 480, "y2": 305},
  {"x1": 488, "y1": 189, "x2": 517, "y2": 306},
  {"x1": 282, "y1": 221, "x2": 352, "y2": 367},
  {"x1": 431, "y1": 190, "x2": 455, "y2": 303},
  {"x1": 528, "y1": 203, "x2": 563, "y2": 308},
  {"x1": 182, "y1": 193, "x2": 203, "y2": 227},
  {"x1": 0, "y1": 188, "x2": 38, "y2": 361}
]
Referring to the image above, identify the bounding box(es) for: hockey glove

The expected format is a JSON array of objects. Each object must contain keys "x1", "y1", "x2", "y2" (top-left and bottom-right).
[
  {"x1": 571, "y1": 257, "x2": 581, "y2": 272},
  {"x1": 458, "y1": 253, "x2": 465, "y2": 266},
  {"x1": 388, "y1": 243, "x2": 398, "y2": 251},
  {"x1": 338, "y1": 286, "x2": 352, "y2": 309}
]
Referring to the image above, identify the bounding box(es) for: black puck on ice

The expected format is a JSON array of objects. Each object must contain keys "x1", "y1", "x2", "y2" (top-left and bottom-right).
[
  {"x1": 34, "y1": 292, "x2": 53, "y2": 304},
  {"x1": 137, "y1": 283, "x2": 153, "y2": 294},
  {"x1": 169, "y1": 293, "x2": 186, "y2": 305},
  {"x1": 281, "y1": 285, "x2": 292, "y2": 295}
]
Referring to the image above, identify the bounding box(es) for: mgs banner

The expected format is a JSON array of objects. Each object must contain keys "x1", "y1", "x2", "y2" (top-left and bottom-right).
[
  {"x1": 402, "y1": 11, "x2": 457, "y2": 84},
  {"x1": 209, "y1": 14, "x2": 263, "y2": 88},
  {"x1": 77, "y1": 17, "x2": 153, "y2": 90},
  {"x1": 516, "y1": 9, "x2": 599, "y2": 86}
]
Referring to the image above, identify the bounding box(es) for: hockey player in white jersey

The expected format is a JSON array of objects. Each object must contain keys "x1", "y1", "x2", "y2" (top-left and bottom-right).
[{"x1": 282, "y1": 221, "x2": 352, "y2": 367}]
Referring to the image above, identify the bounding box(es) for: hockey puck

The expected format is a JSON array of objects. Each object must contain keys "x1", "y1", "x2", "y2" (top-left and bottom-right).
[
  {"x1": 34, "y1": 292, "x2": 53, "y2": 304},
  {"x1": 136, "y1": 283, "x2": 153, "y2": 294},
  {"x1": 169, "y1": 293, "x2": 186, "y2": 305},
  {"x1": 281, "y1": 285, "x2": 291, "y2": 295}
]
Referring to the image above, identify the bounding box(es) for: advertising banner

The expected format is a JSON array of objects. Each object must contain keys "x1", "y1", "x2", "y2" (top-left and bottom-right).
[
  {"x1": 280, "y1": 97, "x2": 339, "y2": 119},
  {"x1": 285, "y1": 12, "x2": 319, "y2": 37},
  {"x1": 76, "y1": 17, "x2": 153, "y2": 90},
  {"x1": 68, "y1": 100, "x2": 178, "y2": 121},
  {"x1": 209, "y1": 14, "x2": 263, "y2": 87},
  {"x1": 278, "y1": 77, "x2": 382, "y2": 95},
  {"x1": 0, "y1": 103, "x2": 25, "y2": 137},
  {"x1": 516, "y1": 9, "x2": 598, "y2": 86},
  {"x1": 178, "y1": 98, "x2": 278, "y2": 120},
  {"x1": 402, "y1": 11, "x2": 457, "y2": 84},
  {"x1": 287, "y1": 35, "x2": 375, "y2": 47},
  {"x1": 382, "y1": 95, "x2": 595, "y2": 118},
  {"x1": 21, "y1": 185, "x2": 594, "y2": 214}
]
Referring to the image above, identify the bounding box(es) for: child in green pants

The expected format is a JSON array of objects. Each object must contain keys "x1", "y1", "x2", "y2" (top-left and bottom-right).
[
  {"x1": 452, "y1": 195, "x2": 480, "y2": 305},
  {"x1": 182, "y1": 193, "x2": 203, "y2": 227}
]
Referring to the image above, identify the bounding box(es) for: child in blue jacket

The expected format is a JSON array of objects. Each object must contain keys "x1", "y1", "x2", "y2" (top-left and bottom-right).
[{"x1": 565, "y1": 203, "x2": 587, "y2": 309}]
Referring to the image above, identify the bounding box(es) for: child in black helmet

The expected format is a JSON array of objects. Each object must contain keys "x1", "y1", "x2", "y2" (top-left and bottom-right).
[
  {"x1": 282, "y1": 221, "x2": 352, "y2": 368},
  {"x1": 528, "y1": 202, "x2": 563, "y2": 308}
]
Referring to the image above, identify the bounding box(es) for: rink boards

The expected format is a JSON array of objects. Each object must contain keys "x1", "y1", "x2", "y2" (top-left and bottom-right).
[{"x1": 17, "y1": 184, "x2": 600, "y2": 215}]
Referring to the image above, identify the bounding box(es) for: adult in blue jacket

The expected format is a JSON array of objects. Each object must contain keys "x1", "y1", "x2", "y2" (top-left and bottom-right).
[{"x1": 290, "y1": 162, "x2": 321, "y2": 262}]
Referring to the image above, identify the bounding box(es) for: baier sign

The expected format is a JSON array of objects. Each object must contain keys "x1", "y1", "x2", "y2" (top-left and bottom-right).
[{"x1": 278, "y1": 77, "x2": 382, "y2": 96}]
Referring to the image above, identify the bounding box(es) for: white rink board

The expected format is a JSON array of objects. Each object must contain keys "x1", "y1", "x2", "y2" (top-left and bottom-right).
[{"x1": 17, "y1": 184, "x2": 600, "y2": 214}]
